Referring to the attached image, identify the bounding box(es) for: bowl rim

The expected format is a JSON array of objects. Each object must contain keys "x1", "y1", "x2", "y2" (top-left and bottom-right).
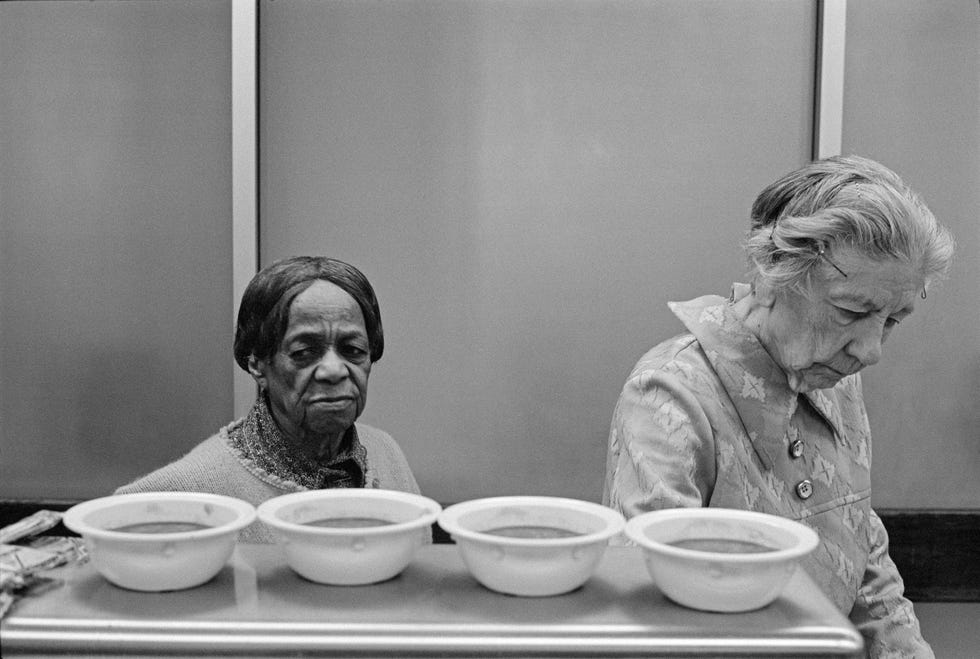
[
  {"x1": 255, "y1": 488, "x2": 442, "y2": 535},
  {"x1": 62, "y1": 492, "x2": 257, "y2": 541},
  {"x1": 437, "y1": 495, "x2": 626, "y2": 546},
  {"x1": 623, "y1": 507, "x2": 819, "y2": 562}
]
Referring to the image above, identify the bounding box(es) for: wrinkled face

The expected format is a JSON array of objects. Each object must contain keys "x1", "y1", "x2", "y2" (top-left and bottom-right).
[
  {"x1": 757, "y1": 247, "x2": 922, "y2": 393},
  {"x1": 248, "y1": 280, "x2": 372, "y2": 449}
]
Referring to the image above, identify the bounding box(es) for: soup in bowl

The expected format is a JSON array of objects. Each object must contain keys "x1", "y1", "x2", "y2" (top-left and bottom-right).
[
  {"x1": 256, "y1": 489, "x2": 441, "y2": 585},
  {"x1": 62, "y1": 492, "x2": 256, "y2": 592},
  {"x1": 624, "y1": 507, "x2": 819, "y2": 612},
  {"x1": 437, "y1": 496, "x2": 626, "y2": 597}
]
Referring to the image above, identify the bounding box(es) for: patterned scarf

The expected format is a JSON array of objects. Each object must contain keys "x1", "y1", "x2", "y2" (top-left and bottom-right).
[{"x1": 228, "y1": 396, "x2": 367, "y2": 489}]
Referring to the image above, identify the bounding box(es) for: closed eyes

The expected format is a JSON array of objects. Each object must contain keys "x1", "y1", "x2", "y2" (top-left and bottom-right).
[{"x1": 834, "y1": 306, "x2": 901, "y2": 328}]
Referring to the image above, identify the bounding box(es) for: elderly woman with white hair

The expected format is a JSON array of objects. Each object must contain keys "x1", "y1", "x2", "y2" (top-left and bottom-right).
[{"x1": 603, "y1": 155, "x2": 954, "y2": 658}]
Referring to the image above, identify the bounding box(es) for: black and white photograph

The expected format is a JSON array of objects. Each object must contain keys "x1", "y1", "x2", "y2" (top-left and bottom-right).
[{"x1": 1, "y1": 1, "x2": 977, "y2": 657}]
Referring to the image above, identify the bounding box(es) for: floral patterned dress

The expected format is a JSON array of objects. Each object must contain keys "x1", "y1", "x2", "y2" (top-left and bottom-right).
[{"x1": 603, "y1": 284, "x2": 933, "y2": 658}]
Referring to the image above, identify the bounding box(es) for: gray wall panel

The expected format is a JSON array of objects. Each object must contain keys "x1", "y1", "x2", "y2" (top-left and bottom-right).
[
  {"x1": 0, "y1": 0, "x2": 234, "y2": 498},
  {"x1": 258, "y1": 0, "x2": 815, "y2": 502},
  {"x1": 842, "y1": 0, "x2": 980, "y2": 508}
]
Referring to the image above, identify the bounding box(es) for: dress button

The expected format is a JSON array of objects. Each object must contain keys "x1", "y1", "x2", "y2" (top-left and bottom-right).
[
  {"x1": 789, "y1": 439, "x2": 804, "y2": 459},
  {"x1": 796, "y1": 479, "x2": 814, "y2": 500}
]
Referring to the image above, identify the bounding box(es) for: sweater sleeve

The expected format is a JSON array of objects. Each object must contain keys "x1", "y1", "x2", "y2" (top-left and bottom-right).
[
  {"x1": 357, "y1": 423, "x2": 422, "y2": 495},
  {"x1": 113, "y1": 435, "x2": 291, "y2": 543},
  {"x1": 114, "y1": 437, "x2": 232, "y2": 495}
]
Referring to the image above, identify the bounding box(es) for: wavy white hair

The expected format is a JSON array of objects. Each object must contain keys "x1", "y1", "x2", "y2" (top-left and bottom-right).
[{"x1": 743, "y1": 155, "x2": 955, "y2": 295}]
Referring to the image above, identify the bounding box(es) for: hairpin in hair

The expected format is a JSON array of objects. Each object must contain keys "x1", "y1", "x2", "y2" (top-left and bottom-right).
[{"x1": 818, "y1": 246, "x2": 848, "y2": 278}]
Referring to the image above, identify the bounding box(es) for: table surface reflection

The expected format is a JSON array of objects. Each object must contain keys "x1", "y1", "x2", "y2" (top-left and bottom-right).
[{"x1": 1, "y1": 544, "x2": 863, "y2": 658}]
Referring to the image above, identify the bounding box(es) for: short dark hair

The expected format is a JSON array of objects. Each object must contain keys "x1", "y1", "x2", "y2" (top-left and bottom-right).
[{"x1": 233, "y1": 256, "x2": 384, "y2": 371}]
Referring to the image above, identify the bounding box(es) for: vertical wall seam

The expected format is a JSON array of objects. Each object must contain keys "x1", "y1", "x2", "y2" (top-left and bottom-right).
[
  {"x1": 814, "y1": 0, "x2": 847, "y2": 159},
  {"x1": 232, "y1": 0, "x2": 259, "y2": 418}
]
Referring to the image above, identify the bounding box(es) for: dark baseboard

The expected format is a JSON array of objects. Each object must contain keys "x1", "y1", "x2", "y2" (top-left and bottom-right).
[
  {"x1": 2, "y1": 499, "x2": 975, "y2": 602},
  {"x1": 1, "y1": 499, "x2": 80, "y2": 537},
  {"x1": 877, "y1": 508, "x2": 980, "y2": 602}
]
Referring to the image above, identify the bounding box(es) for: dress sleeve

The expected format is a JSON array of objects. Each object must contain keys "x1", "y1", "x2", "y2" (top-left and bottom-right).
[
  {"x1": 604, "y1": 366, "x2": 717, "y2": 522},
  {"x1": 850, "y1": 509, "x2": 934, "y2": 658}
]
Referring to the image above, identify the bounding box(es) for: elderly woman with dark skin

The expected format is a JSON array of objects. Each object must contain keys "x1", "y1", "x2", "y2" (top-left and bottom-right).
[
  {"x1": 603, "y1": 156, "x2": 954, "y2": 658},
  {"x1": 117, "y1": 256, "x2": 422, "y2": 542}
]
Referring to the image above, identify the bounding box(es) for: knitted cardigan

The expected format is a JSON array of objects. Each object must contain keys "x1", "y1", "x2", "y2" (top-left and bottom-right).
[{"x1": 115, "y1": 418, "x2": 423, "y2": 543}]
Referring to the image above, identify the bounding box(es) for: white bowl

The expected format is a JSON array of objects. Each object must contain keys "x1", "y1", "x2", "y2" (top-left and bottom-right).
[
  {"x1": 256, "y1": 489, "x2": 441, "y2": 585},
  {"x1": 624, "y1": 507, "x2": 819, "y2": 612},
  {"x1": 63, "y1": 492, "x2": 256, "y2": 592},
  {"x1": 437, "y1": 496, "x2": 626, "y2": 597}
]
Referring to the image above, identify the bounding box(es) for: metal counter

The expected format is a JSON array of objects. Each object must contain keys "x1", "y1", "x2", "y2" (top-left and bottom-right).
[{"x1": 1, "y1": 544, "x2": 863, "y2": 658}]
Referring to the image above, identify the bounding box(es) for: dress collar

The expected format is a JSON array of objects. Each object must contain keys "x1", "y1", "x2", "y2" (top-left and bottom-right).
[{"x1": 668, "y1": 284, "x2": 849, "y2": 470}]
